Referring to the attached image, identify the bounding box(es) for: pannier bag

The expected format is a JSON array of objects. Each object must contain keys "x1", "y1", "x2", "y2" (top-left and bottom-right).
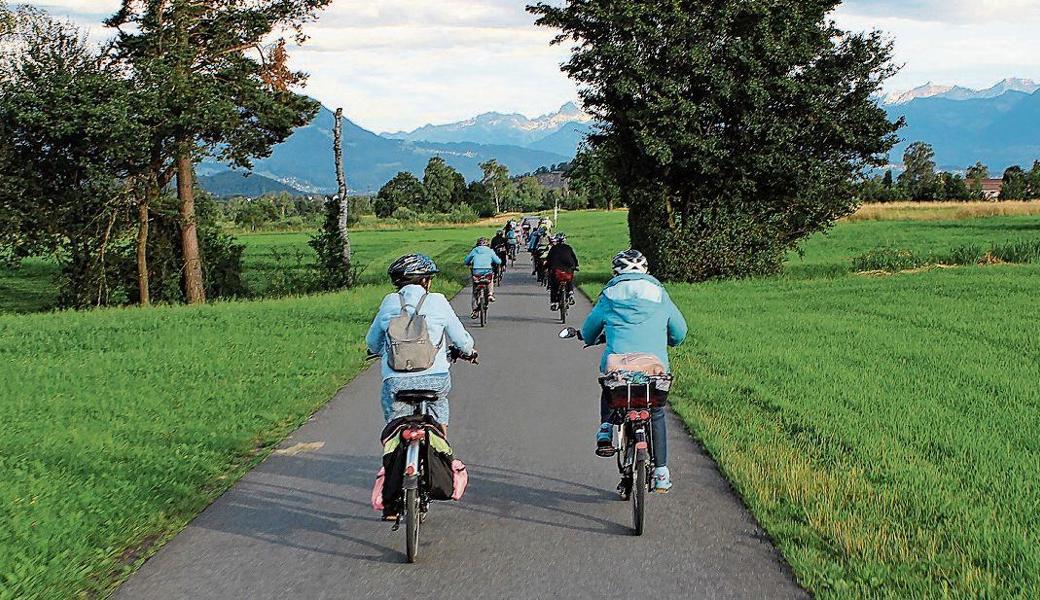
[
  {"x1": 385, "y1": 292, "x2": 444, "y2": 372},
  {"x1": 553, "y1": 269, "x2": 575, "y2": 284},
  {"x1": 376, "y1": 416, "x2": 468, "y2": 516}
]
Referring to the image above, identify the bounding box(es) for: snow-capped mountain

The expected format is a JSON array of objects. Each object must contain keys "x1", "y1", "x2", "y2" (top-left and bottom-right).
[
  {"x1": 381, "y1": 102, "x2": 595, "y2": 156},
  {"x1": 884, "y1": 78, "x2": 1039, "y2": 105}
]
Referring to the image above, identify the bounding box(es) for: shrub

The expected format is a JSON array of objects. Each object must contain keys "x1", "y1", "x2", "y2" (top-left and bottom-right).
[
  {"x1": 447, "y1": 204, "x2": 479, "y2": 223},
  {"x1": 391, "y1": 207, "x2": 419, "y2": 222},
  {"x1": 852, "y1": 247, "x2": 921, "y2": 272}
]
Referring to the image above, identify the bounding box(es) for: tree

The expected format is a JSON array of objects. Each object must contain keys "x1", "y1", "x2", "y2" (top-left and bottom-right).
[
  {"x1": 898, "y1": 142, "x2": 939, "y2": 200},
  {"x1": 480, "y1": 160, "x2": 512, "y2": 214},
  {"x1": 0, "y1": 7, "x2": 149, "y2": 307},
  {"x1": 462, "y1": 181, "x2": 496, "y2": 218},
  {"x1": 569, "y1": 147, "x2": 621, "y2": 210},
  {"x1": 423, "y1": 157, "x2": 464, "y2": 212},
  {"x1": 333, "y1": 107, "x2": 351, "y2": 274},
  {"x1": 515, "y1": 177, "x2": 547, "y2": 211},
  {"x1": 966, "y1": 162, "x2": 990, "y2": 200},
  {"x1": 375, "y1": 172, "x2": 424, "y2": 218},
  {"x1": 1027, "y1": 161, "x2": 1040, "y2": 200},
  {"x1": 1000, "y1": 166, "x2": 1028, "y2": 200},
  {"x1": 937, "y1": 172, "x2": 969, "y2": 200},
  {"x1": 106, "y1": 0, "x2": 330, "y2": 303},
  {"x1": 529, "y1": 0, "x2": 900, "y2": 281}
]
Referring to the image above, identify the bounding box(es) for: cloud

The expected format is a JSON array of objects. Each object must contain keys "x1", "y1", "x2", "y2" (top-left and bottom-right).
[{"x1": 840, "y1": 0, "x2": 1040, "y2": 24}]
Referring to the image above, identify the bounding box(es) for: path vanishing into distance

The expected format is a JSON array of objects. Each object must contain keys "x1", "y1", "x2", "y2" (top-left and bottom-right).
[{"x1": 116, "y1": 254, "x2": 805, "y2": 600}]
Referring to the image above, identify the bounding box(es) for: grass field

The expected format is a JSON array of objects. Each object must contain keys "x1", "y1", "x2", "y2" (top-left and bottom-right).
[
  {"x1": 566, "y1": 212, "x2": 1040, "y2": 599},
  {"x1": 2, "y1": 208, "x2": 1040, "y2": 598}
]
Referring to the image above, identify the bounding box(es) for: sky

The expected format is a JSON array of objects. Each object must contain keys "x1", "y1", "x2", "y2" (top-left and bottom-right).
[{"x1": 20, "y1": 0, "x2": 1040, "y2": 133}]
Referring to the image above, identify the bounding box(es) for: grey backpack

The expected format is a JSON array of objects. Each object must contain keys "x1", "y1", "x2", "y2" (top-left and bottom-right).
[{"x1": 386, "y1": 292, "x2": 444, "y2": 372}]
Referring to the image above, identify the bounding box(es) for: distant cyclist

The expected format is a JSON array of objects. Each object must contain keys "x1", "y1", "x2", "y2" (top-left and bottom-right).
[
  {"x1": 546, "y1": 233, "x2": 579, "y2": 311},
  {"x1": 581, "y1": 250, "x2": 687, "y2": 493},
  {"x1": 505, "y1": 223, "x2": 519, "y2": 260},
  {"x1": 464, "y1": 237, "x2": 502, "y2": 319},
  {"x1": 366, "y1": 254, "x2": 476, "y2": 427},
  {"x1": 491, "y1": 229, "x2": 509, "y2": 275}
]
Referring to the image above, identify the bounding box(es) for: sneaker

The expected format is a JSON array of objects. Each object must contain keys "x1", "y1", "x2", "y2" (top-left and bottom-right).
[
  {"x1": 470, "y1": 311, "x2": 478, "y2": 320},
  {"x1": 489, "y1": 296, "x2": 496, "y2": 303},
  {"x1": 653, "y1": 466, "x2": 673, "y2": 493},
  {"x1": 568, "y1": 295, "x2": 576, "y2": 306},
  {"x1": 550, "y1": 303, "x2": 559, "y2": 311},
  {"x1": 596, "y1": 423, "x2": 615, "y2": 457}
]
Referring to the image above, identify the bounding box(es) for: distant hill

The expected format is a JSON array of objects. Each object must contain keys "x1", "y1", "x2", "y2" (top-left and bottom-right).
[
  {"x1": 198, "y1": 105, "x2": 570, "y2": 196},
  {"x1": 198, "y1": 171, "x2": 303, "y2": 197},
  {"x1": 886, "y1": 89, "x2": 1040, "y2": 171}
]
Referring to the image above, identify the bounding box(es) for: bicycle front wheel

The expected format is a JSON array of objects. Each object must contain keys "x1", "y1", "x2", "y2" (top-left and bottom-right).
[{"x1": 405, "y1": 488, "x2": 420, "y2": 562}]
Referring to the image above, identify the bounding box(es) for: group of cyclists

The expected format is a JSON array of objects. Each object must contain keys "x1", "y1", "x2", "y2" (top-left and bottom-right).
[{"x1": 365, "y1": 217, "x2": 688, "y2": 525}]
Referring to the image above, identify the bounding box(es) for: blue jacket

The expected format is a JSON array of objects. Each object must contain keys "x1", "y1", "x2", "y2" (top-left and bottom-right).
[
  {"x1": 366, "y1": 284, "x2": 475, "y2": 380},
  {"x1": 465, "y1": 246, "x2": 502, "y2": 275},
  {"x1": 581, "y1": 273, "x2": 688, "y2": 373}
]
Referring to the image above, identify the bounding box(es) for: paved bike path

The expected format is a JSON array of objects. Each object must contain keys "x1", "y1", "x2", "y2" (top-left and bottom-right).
[{"x1": 116, "y1": 254, "x2": 806, "y2": 599}]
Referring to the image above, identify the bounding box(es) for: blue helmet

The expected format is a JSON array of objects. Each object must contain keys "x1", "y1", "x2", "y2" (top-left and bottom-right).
[{"x1": 387, "y1": 254, "x2": 439, "y2": 287}]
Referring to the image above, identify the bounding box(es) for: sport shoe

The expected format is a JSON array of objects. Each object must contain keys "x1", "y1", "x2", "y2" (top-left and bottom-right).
[
  {"x1": 550, "y1": 303, "x2": 559, "y2": 311},
  {"x1": 489, "y1": 295, "x2": 496, "y2": 303},
  {"x1": 568, "y1": 295, "x2": 576, "y2": 306},
  {"x1": 596, "y1": 423, "x2": 615, "y2": 457},
  {"x1": 653, "y1": 466, "x2": 673, "y2": 493},
  {"x1": 470, "y1": 311, "x2": 478, "y2": 320}
]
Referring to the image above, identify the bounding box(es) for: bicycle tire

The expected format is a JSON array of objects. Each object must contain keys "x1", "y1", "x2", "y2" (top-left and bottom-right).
[
  {"x1": 405, "y1": 487, "x2": 420, "y2": 562},
  {"x1": 480, "y1": 288, "x2": 488, "y2": 327},
  {"x1": 559, "y1": 283, "x2": 568, "y2": 323},
  {"x1": 633, "y1": 458, "x2": 647, "y2": 536}
]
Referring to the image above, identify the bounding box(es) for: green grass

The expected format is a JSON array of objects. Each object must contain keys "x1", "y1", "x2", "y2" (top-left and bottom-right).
[
  {"x1": 569, "y1": 212, "x2": 1040, "y2": 598},
  {"x1": 0, "y1": 226, "x2": 487, "y2": 599},
  {"x1": 4, "y1": 209, "x2": 1040, "y2": 598}
]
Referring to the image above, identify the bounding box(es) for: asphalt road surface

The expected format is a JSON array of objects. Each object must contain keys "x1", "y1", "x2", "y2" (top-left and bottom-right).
[{"x1": 116, "y1": 253, "x2": 806, "y2": 600}]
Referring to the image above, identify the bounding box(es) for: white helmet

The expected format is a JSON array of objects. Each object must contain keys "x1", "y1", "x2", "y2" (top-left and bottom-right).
[{"x1": 612, "y1": 249, "x2": 649, "y2": 275}]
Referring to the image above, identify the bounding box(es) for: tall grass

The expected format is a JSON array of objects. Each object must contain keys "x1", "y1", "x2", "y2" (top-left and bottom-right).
[{"x1": 848, "y1": 201, "x2": 1040, "y2": 222}]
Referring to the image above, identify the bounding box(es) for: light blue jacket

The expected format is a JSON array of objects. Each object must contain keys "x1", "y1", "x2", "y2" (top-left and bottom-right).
[
  {"x1": 366, "y1": 284, "x2": 475, "y2": 380},
  {"x1": 581, "y1": 273, "x2": 688, "y2": 373},
  {"x1": 464, "y1": 246, "x2": 502, "y2": 275}
]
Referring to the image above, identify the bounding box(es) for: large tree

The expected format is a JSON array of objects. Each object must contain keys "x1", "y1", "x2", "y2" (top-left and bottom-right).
[
  {"x1": 422, "y1": 157, "x2": 464, "y2": 213},
  {"x1": 106, "y1": 0, "x2": 330, "y2": 303},
  {"x1": 0, "y1": 6, "x2": 149, "y2": 306},
  {"x1": 375, "y1": 172, "x2": 424, "y2": 218},
  {"x1": 966, "y1": 162, "x2": 990, "y2": 200},
  {"x1": 1000, "y1": 166, "x2": 1028, "y2": 201},
  {"x1": 530, "y1": 0, "x2": 901, "y2": 280},
  {"x1": 898, "y1": 142, "x2": 938, "y2": 201},
  {"x1": 480, "y1": 160, "x2": 512, "y2": 214}
]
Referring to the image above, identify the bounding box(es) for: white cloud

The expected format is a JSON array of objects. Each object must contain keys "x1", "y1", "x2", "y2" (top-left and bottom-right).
[{"x1": 18, "y1": 0, "x2": 1040, "y2": 131}]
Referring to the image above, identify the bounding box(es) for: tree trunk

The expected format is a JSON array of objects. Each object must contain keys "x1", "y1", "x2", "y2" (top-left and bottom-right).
[
  {"x1": 136, "y1": 193, "x2": 150, "y2": 306},
  {"x1": 176, "y1": 142, "x2": 206, "y2": 304},
  {"x1": 334, "y1": 108, "x2": 352, "y2": 270}
]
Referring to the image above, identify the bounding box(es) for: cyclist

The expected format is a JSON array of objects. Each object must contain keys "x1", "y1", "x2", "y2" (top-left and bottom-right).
[
  {"x1": 366, "y1": 254, "x2": 476, "y2": 428},
  {"x1": 491, "y1": 229, "x2": 509, "y2": 276},
  {"x1": 546, "y1": 233, "x2": 578, "y2": 311},
  {"x1": 464, "y1": 237, "x2": 502, "y2": 319},
  {"x1": 505, "y1": 223, "x2": 520, "y2": 261},
  {"x1": 580, "y1": 250, "x2": 688, "y2": 493},
  {"x1": 532, "y1": 230, "x2": 552, "y2": 283}
]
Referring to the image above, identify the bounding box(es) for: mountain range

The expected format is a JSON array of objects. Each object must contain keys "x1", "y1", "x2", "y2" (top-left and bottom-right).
[
  {"x1": 198, "y1": 105, "x2": 571, "y2": 196},
  {"x1": 198, "y1": 79, "x2": 1040, "y2": 196}
]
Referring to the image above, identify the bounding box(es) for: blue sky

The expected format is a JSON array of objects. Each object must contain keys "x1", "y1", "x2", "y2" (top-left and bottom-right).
[{"x1": 22, "y1": 0, "x2": 1040, "y2": 132}]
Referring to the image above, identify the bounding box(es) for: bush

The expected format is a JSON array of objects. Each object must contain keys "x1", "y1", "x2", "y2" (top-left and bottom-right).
[
  {"x1": 446, "y1": 204, "x2": 479, "y2": 223},
  {"x1": 989, "y1": 240, "x2": 1040, "y2": 264},
  {"x1": 391, "y1": 207, "x2": 419, "y2": 222},
  {"x1": 852, "y1": 247, "x2": 922, "y2": 272}
]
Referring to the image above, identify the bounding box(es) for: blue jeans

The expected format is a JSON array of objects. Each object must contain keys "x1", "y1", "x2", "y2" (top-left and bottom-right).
[
  {"x1": 381, "y1": 374, "x2": 451, "y2": 424},
  {"x1": 600, "y1": 387, "x2": 668, "y2": 468}
]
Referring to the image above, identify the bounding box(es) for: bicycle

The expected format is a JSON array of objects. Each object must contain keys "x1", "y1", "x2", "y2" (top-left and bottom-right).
[
  {"x1": 552, "y1": 269, "x2": 575, "y2": 324},
  {"x1": 508, "y1": 243, "x2": 518, "y2": 267},
  {"x1": 472, "y1": 273, "x2": 493, "y2": 328},
  {"x1": 558, "y1": 328, "x2": 670, "y2": 536},
  {"x1": 386, "y1": 347, "x2": 478, "y2": 563}
]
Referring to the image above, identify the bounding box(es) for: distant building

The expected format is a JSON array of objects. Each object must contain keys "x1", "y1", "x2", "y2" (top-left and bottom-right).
[
  {"x1": 534, "y1": 171, "x2": 570, "y2": 192},
  {"x1": 981, "y1": 178, "x2": 1003, "y2": 200}
]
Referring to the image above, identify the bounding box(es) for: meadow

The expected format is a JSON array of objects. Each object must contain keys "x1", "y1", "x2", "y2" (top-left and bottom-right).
[{"x1": 2, "y1": 207, "x2": 1040, "y2": 598}]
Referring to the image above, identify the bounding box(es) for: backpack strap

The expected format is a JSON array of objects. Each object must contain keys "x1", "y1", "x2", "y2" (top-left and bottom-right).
[{"x1": 411, "y1": 292, "x2": 446, "y2": 350}]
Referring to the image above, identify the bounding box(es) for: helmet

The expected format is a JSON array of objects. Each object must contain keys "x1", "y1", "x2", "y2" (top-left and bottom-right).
[
  {"x1": 387, "y1": 254, "x2": 439, "y2": 287},
  {"x1": 612, "y1": 249, "x2": 649, "y2": 275},
  {"x1": 477, "y1": 237, "x2": 490, "y2": 247},
  {"x1": 554, "y1": 233, "x2": 567, "y2": 243}
]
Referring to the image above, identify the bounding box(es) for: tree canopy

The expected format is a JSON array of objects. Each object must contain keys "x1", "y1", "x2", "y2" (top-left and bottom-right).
[{"x1": 530, "y1": 0, "x2": 901, "y2": 280}]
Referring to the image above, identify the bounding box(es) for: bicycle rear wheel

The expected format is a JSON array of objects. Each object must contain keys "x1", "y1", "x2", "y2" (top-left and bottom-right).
[
  {"x1": 632, "y1": 458, "x2": 646, "y2": 536},
  {"x1": 405, "y1": 487, "x2": 420, "y2": 562},
  {"x1": 480, "y1": 288, "x2": 488, "y2": 327},
  {"x1": 559, "y1": 284, "x2": 568, "y2": 323}
]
